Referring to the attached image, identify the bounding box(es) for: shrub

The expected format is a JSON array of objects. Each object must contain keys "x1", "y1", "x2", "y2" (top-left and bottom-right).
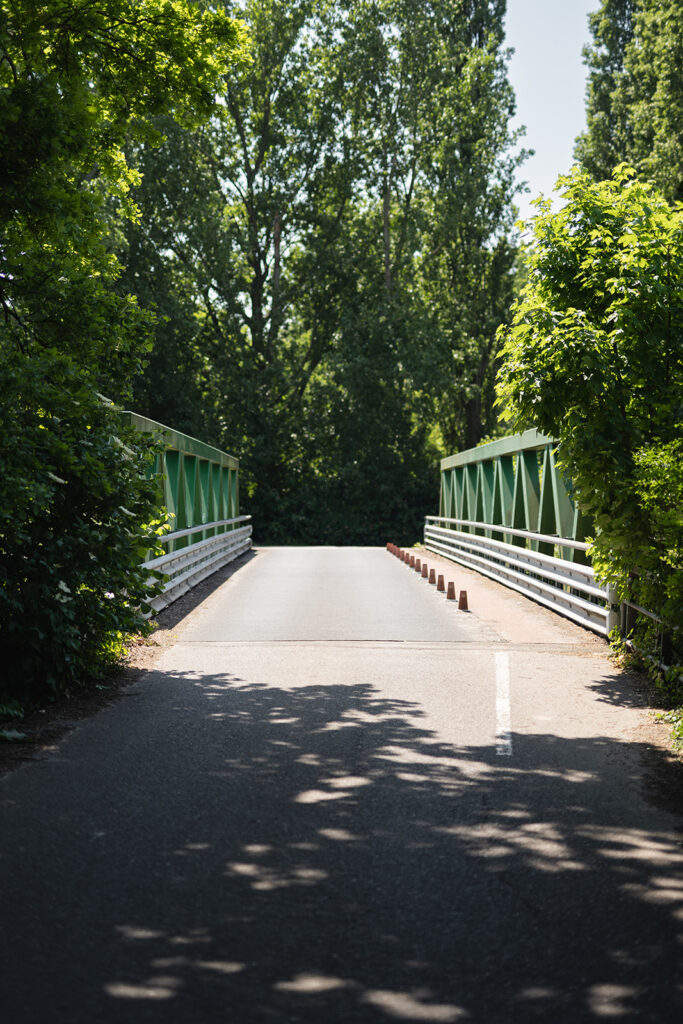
[
  {"x1": 0, "y1": 350, "x2": 167, "y2": 706},
  {"x1": 496, "y1": 166, "x2": 682, "y2": 670}
]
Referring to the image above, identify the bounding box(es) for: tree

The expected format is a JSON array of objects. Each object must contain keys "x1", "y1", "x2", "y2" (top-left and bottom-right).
[
  {"x1": 496, "y1": 167, "x2": 682, "y2": 665},
  {"x1": 574, "y1": 0, "x2": 636, "y2": 183},
  {"x1": 120, "y1": 0, "x2": 523, "y2": 541},
  {"x1": 617, "y1": 0, "x2": 683, "y2": 202},
  {"x1": 119, "y1": 0, "x2": 354, "y2": 533},
  {"x1": 0, "y1": 2, "x2": 244, "y2": 704},
  {"x1": 0, "y1": 353, "x2": 166, "y2": 705},
  {"x1": 0, "y1": 0, "x2": 243, "y2": 385},
  {"x1": 575, "y1": 0, "x2": 683, "y2": 202}
]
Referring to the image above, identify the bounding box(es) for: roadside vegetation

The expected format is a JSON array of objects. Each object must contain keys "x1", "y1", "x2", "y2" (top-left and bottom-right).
[
  {"x1": 1, "y1": 0, "x2": 681, "y2": 735},
  {"x1": 497, "y1": 0, "x2": 682, "y2": 738},
  {"x1": 0, "y1": 1, "x2": 245, "y2": 711},
  {"x1": 118, "y1": 0, "x2": 524, "y2": 544}
]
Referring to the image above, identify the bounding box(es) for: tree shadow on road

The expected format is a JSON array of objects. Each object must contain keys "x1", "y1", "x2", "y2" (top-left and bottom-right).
[{"x1": 3, "y1": 670, "x2": 683, "y2": 1023}]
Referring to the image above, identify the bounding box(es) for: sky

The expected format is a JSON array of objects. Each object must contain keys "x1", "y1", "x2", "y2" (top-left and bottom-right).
[{"x1": 503, "y1": 0, "x2": 598, "y2": 224}]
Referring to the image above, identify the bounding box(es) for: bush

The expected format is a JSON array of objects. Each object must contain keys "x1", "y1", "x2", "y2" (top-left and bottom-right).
[
  {"x1": 496, "y1": 166, "x2": 682, "y2": 669},
  {"x1": 0, "y1": 351, "x2": 167, "y2": 707}
]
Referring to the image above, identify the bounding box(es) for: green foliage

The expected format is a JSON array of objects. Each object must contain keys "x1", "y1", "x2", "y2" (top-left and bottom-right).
[
  {"x1": 655, "y1": 709, "x2": 683, "y2": 749},
  {"x1": 576, "y1": 0, "x2": 683, "y2": 202},
  {"x1": 0, "y1": 701, "x2": 24, "y2": 720},
  {"x1": 0, "y1": 0, "x2": 245, "y2": 387},
  {"x1": 496, "y1": 167, "x2": 683, "y2": 667},
  {"x1": 574, "y1": 0, "x2": 636, "y2": 183},
  {"x1": 120, "y1": 0, "x2": 523, "y2": 542},
  {"x1": 0, "y1": 350, "x2": 168, "y2": 703},
  {"x1": 0, "y1": 2, "x2": 244, "y2": 705},
  {"x1": 0, "y1": 729, "x2": 28, "y2": 742}
]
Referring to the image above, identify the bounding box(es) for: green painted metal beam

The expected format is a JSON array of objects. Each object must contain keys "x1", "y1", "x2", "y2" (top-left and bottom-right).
[
  {"x1": 122, "y1": 411, "x2": 241, "y2": 554},
  {"x1": 440, "y1": 428, "x2": 553, "y2": 471},
  {"x1": 437, "y1": 430, "x2": 588, "y2": 561},
  {"x1": 122, "y1": 411, "x2": 239, "y2": 469}
]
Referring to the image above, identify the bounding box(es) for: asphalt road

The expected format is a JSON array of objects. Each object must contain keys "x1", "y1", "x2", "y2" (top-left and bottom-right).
[{"x1": 1, "y1": 546, "x2": 682, "y2": 1023}]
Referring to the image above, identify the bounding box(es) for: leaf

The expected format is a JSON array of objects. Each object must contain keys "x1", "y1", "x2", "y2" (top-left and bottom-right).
[{"x1": 0, "y1": 729, "x2": 29, "y2": 742}]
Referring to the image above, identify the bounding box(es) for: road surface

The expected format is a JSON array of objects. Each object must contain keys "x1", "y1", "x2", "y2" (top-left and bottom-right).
[{"x1": 1, "y1": 546, "x2": 681, "y2": 1022}]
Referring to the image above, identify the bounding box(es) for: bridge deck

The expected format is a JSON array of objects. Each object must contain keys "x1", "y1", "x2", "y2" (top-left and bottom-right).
[{"x1": 1, "y1": 547, "x2": 681, "y2": 1022}]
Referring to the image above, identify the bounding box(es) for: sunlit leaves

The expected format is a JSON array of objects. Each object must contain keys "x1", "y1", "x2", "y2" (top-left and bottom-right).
[
  {"x1": 496, "y1": 167, "x2": 683, "y2": 650},
  {"x1": 122, "y1": 0, "x2": 523, "y2": 543},
  {"x1": 0, "y1": 1, "x2": 244, "y2": 703}
]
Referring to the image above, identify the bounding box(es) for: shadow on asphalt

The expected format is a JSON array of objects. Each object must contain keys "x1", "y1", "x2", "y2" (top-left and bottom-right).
[
  {"x1": 152, "y1": 548, "x2": 259, "y2": 630},
  {"x1": 4, "y1": 672, "x2": 683, "y2": 1023}
]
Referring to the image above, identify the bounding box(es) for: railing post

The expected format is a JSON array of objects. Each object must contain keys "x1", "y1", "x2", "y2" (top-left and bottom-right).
[{"x1": 606, "y1": 585, "x2": 621, "y2": 635}]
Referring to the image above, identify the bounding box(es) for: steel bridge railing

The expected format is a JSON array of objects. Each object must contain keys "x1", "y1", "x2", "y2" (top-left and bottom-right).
[
  {"x1": 142, "y1": 516, "x2": 252, "y2": 612},
  {"x1": 124, "y1": 411, "x2": 252, "y2": 612},
  {"x1": 428, "y1": 430, "x2": 618, "y2": 636},
  {"x1": 424, "y1": 516, "x2": 611, "y2": 635}
]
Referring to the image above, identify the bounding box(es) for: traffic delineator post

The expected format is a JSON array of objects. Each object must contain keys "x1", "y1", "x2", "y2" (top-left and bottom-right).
[
  {"x1": 446, "y1": 581, "x2": 456, "y2": 600},
  {"x1": 458, "y1": 590, "x2": 468, "y2": 611},
  {"x1": 437, "y1": 574, "x2": 445, "y2": 592}
]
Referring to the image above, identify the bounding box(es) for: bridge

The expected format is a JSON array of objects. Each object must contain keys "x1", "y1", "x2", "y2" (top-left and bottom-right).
[
  {"x1": 124, "y1": 413, "x2": 629, "y2": 636},
  {"x1": 1, "y1": 418, "x2": 681, "y2": 1022}
]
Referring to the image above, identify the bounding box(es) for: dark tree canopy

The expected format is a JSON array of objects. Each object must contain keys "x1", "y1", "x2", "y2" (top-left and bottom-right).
[{"x1": 121, "y1": 0, "x2": 524, "y2": 544}]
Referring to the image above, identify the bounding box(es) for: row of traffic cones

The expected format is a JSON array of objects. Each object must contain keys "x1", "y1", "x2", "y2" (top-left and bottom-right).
[{"x1": 386, "y1": 543, "x2": 468, "y2": 610}]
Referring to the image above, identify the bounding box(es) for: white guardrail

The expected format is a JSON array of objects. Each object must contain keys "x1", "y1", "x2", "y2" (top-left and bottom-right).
[
  {"x1": 424, "y1": 516, "x2": 613, "y2": 636},
  {"x1": 142, "y1": 516, "x2": 252, "y2": 612}
]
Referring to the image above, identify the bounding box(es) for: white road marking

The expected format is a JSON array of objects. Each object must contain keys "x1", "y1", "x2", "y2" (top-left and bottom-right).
[{"x1": 495, "y1": 652, "x2": 512, "y2": 756}]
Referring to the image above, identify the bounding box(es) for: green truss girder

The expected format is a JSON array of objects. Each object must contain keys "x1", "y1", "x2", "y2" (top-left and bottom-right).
[
  {"x1": 439, "y1": 429, "x2": 588, "y2": 560},
  {"x1": 121, "y1": 411, "x2": 241, "y2": 553}
]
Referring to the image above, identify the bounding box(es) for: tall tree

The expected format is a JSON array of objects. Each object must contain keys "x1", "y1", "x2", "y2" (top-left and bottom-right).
[
  {"x1": 575, "y1": 0, "x2": 683, "y2": 202},
  {"x1": 121, "y1": 0, "x2": 353, "y2": 526},
  {"x1": 121, "y1": 0, "x2": 523, "y2": 541},
  {"x1": 0, "y1": 0, "x2": 243, "y2": 391},
  {"x1": 574, "y1": 0, "x2": 637, "y2": 183}
]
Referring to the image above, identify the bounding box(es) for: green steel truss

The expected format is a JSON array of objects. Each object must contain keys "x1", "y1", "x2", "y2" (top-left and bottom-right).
[
  {"x1": 122, "y1": 412, "x2": 241, "y2": 552},
  {"x1": 439, "y1": 429, "x2": 589, "y2": 563}
]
